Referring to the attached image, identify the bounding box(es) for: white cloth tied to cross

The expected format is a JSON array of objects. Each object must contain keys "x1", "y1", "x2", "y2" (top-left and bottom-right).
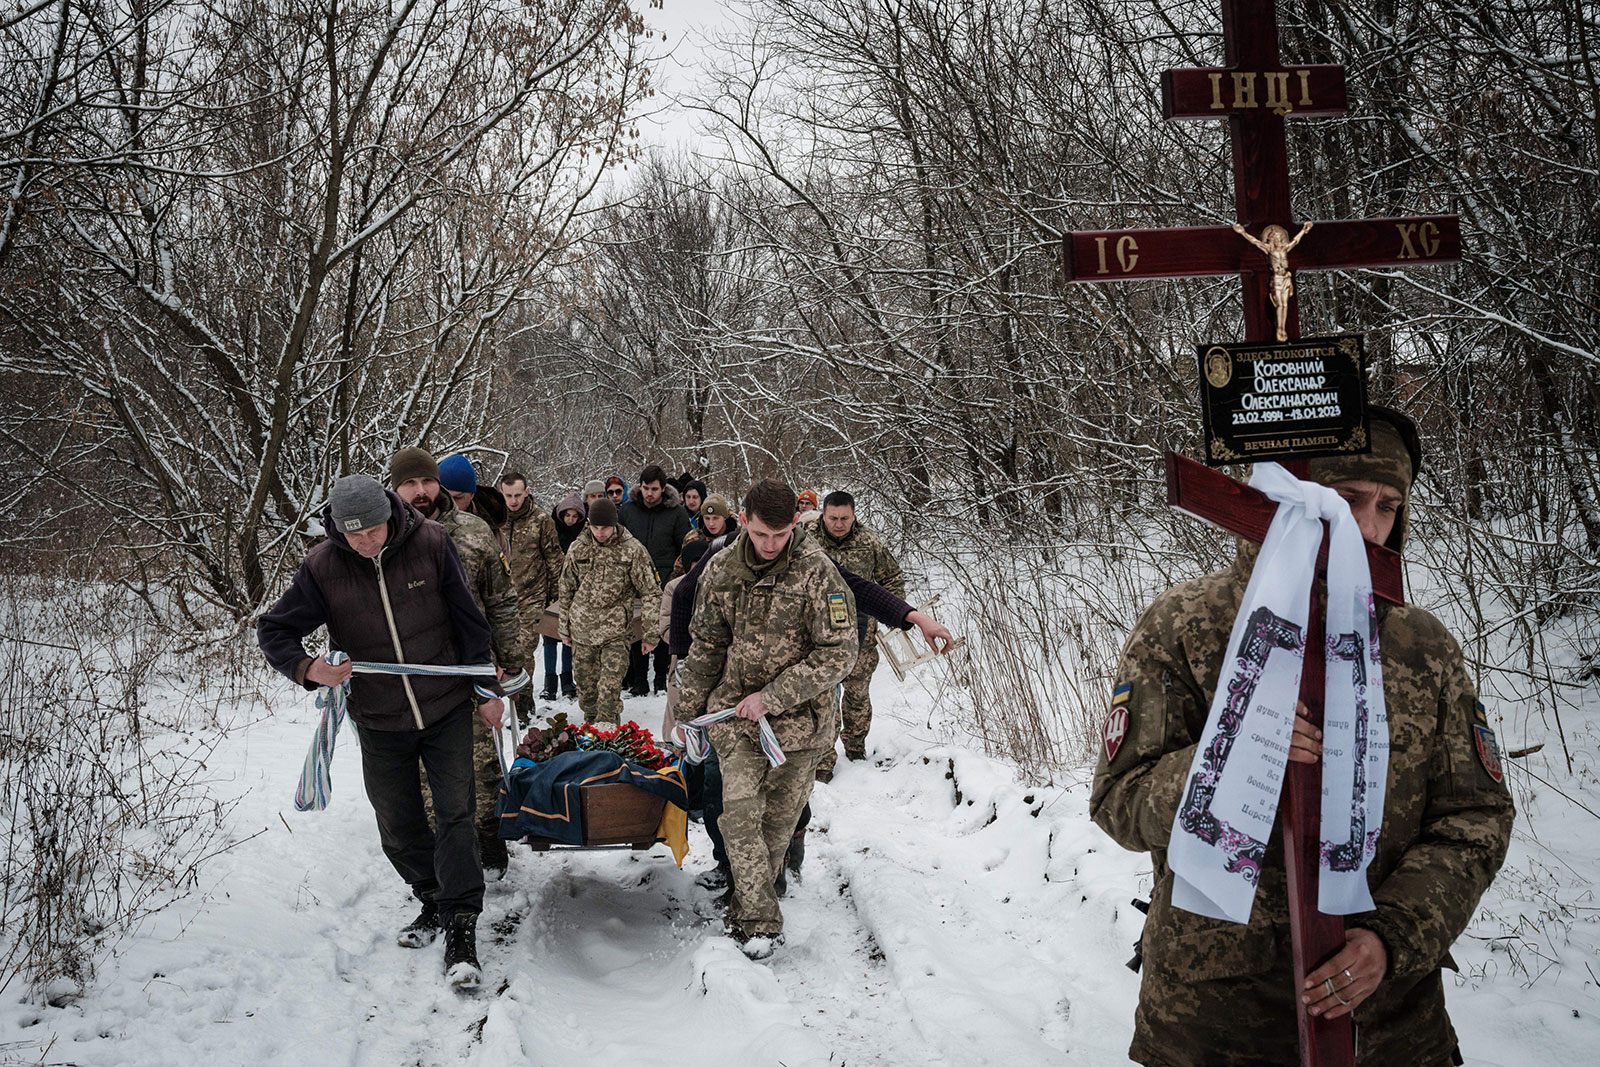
[{"x1": 1168, "y1": 462, "x2": 1389, "y2": 923}]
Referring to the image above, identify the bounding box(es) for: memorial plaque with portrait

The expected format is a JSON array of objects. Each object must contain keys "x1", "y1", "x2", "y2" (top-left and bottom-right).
[{"x1": 1195, "y1": 334, "x2": 1371, "y2": 467}]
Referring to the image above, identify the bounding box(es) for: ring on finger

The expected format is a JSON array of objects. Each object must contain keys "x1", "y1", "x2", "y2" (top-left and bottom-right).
[
  {"x1": 1342, "y1": 968, "x2": 1354, "y2": 983},
  {"x1": 1323, "y1": 978, "x2": 1336, "y2": 996}
]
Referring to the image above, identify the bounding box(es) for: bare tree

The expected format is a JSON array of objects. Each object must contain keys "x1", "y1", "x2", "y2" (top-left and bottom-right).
[{"x1": 0, "y1": 0, "x2": 654, "y2": 619}]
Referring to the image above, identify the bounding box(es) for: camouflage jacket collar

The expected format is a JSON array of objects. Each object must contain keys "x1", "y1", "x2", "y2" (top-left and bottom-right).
[
  {"x1": 578, "y1": 525, "x2": 634, "y2": 553},
  {"x1": 724, "y1": 524, "x2": 810, "y2": 583}
]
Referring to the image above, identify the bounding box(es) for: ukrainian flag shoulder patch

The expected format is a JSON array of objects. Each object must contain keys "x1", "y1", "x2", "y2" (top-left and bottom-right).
[
  {"x1": 828, "y1": 592, "x2": 849, "y2": 628},
  {"x1": 1112, "y1": 683, "x2": 1132, "y2": 706}
]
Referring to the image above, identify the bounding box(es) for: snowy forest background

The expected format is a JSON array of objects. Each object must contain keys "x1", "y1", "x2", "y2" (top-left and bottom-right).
[{"x1": 1, "y1": 0, "x2": 1596, "y2": 1021}]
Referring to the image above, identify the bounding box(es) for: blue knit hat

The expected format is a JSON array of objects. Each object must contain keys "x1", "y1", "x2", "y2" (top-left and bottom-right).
[{"x1": 438, "y1": 454, "x2": 477, "y2": 494}]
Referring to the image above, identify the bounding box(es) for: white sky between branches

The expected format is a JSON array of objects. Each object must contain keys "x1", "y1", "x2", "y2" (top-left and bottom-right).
[{"x1": 639, "y1": 0, "x2": 737, "y2": 154}]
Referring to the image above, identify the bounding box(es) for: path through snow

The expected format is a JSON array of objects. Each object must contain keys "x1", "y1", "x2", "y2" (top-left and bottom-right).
[{"x1": 3, "y1": 663, "x2": 1597, "y2": 1064}]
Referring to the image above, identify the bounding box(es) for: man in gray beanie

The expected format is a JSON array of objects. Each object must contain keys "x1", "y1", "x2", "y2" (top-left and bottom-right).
[{"x1": 259, "y1": 473, "x2": 505, "y2": 991}]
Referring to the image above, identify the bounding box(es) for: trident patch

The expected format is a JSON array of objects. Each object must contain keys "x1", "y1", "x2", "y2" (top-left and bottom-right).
[{"x1": 1104, "y1": 683, "x2": 1132, "y2": 763}]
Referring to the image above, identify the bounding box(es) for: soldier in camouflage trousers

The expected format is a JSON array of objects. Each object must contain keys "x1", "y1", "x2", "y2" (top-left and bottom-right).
[
  {"x1": 809, "y1": 491, "x2": 904, "y2": 778},
  {"x1": 557, "y1": 497, "x2": 660, "y2": 726},
  {"x1": 1090, "y1": 410, "x2": 1514, "y2": 1067},
  {"x1": 390, "y1": 448, "x2": 525, "y2": 874},
  {"x1": 678, "y1": 480, "x2": 858, "y2": 954},
  {"x1": 499, "y1": 471, "x2": 566, "y2": 700}
]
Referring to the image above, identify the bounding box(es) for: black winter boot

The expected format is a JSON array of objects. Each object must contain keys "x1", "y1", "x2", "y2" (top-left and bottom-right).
[
  {"x1": 695, "y1": 862, "x2": 730, "y2": 891},
  {"x1": 785, "y1": 829, "x2": 806, "y2": 881},
  {"x1": 542, "y1": 674, "x2": 558, "y2": 701},
  {"x1": 560, "y1": 671, "x2": 576, "y2": 699},
  {"x1": 443, "y1": 912, "x2": 482, "y2": 991},
  {"x1": 397, "y1": 901, "x2": 441, "y2": 948},
  {"x1": 480, "y1": 834, "x2": 509, "y2": 880}
]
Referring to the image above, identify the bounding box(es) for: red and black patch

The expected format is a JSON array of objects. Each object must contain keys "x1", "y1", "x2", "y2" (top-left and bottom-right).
[
  {"x1": 1473, "y1": 724, "x2": 1504, "y2": 783},
  {"x1": 1104, "y1": 683, "x2": 1132, "y2": 763}
]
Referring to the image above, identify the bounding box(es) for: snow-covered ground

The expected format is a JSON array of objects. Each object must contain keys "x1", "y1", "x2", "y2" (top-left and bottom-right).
[{"x1": 2, "y1": 651, "x2": 1598, "y2": 1065}]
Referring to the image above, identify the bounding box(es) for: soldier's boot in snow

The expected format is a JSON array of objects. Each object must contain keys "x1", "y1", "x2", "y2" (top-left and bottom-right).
[
  {"x1": 542, "y1": 673, "x2": 558, "y2": 702},
  {"x1": 695, "y1": 862, "x2": 730, "y2": 891},
  {"x1": 691, "y1": 881, "x2": 734, "y2": 920},
  {"x1": 729, "y1": 925, "x2": 784, "y2": 961},
  {"x1": 480, "y1": 834, "x2": 509, "y2": 880},
  {"x1": 785, "y1": 829, "x2": 806, "y2": 881},
  {"x1": 397, "y1": 901, "x2": 441, "y2": 948},
  {"x1": 559, "y1": 671, "x2": 576, "y2": 699},
  {"x1": 443, "y1": 912, "x2": 483, "y2": 991},
  {"x1": 844, "y1": 742, "x2": 867, "y2": 762}
]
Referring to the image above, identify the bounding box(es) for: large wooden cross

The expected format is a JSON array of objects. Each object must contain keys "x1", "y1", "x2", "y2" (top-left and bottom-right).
[{"x1": 1064, "y1": 3, "x2": 1458, "y2": 1065}]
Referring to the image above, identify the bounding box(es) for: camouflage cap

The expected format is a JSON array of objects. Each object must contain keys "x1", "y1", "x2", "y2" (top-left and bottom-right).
[{"x1": 1307, "y1": 406, "x2": 1421, "y2": 498}]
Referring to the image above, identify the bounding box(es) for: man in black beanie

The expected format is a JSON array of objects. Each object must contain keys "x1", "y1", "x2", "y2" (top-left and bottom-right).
[{"x1": 388, "y1": 447, "x2": 525, "y2": 877}]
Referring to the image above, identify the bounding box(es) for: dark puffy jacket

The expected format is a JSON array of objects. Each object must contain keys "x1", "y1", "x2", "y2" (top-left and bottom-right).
[
  {"x1": 618, "y1": 492, "x2": 692, "y2": 583},
  {"x1": 258, "y1": 491, "x2": 494, "y2": 731}
]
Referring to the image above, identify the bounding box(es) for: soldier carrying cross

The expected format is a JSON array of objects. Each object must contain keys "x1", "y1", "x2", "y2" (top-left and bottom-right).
[
  {"x1": 1091, "y1": 409, "x2": 1513, "y2": 1066},
  {"x1": 1072, "y1": 1, "x2": 1515, "y2": 1064}
]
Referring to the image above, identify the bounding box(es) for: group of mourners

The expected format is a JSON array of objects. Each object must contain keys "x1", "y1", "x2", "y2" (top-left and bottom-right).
[
  {"x1": 255, "y1": 408, "x2": 1516, "y2": 1066},
  {"x1": 256, "y1": 452, "x2": 953, "y2": 986}
]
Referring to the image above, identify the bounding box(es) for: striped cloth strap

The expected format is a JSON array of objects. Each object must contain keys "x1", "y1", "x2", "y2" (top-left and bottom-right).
[
  {"x1": 345, "y1": 659, "x2": 529, "y2": 701},
  {"x1": 672, "y1": 707, "x2": 786, "y2": 768},
  {"x1": 293, "y1": 655, "x2": 528, "y2": 812}
]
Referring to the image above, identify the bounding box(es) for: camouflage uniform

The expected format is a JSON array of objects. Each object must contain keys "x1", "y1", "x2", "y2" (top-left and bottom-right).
[
  {"x1": 557, "y1": 526, "x2": 660, "y2": 725},
  {"x1": 423, "y1": 495, "x2": 524, "y2": 860},
  {"x1": 504, "y1": 496, "x2": 564, "y2": 666},
  {"x1": 678, "y1": 526, "x2": 859, "y2": 936},
  {"x1": 1091, "y1": 539, "x2": 1515, "y2": 1067},
  {"x1": 809, "y1": 517, "x2": 904, "y2": 772},
  {"x1": 435, "y1": 497, "x2": 525, "y2": 673}
]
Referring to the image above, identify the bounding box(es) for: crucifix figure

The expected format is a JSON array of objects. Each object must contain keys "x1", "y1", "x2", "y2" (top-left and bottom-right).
[
  {"x1": 1061, "y1": 2, "x2": 1496, "y2": 1067},
  {"x1": 1233, "y1": 221, "x2": 1313, "y2": 340}
]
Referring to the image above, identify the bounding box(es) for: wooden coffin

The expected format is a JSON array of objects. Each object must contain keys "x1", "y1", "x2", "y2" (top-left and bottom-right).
[{"x1": 523, "y1": 782, "x2": 666, "y2": 851}]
